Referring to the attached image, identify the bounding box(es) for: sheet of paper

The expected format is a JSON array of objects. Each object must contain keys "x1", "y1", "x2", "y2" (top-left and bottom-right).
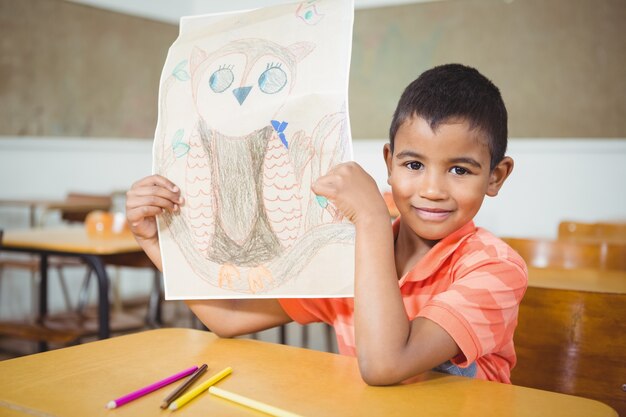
[{"x1": 153, "y1": 0, "x2": 355, "y2": 299}]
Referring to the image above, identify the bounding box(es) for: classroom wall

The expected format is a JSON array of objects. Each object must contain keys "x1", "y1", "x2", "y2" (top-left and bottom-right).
[
  {"x1": 2, "y1": 0, "x2": 625, "y2": 139},
  {"x1": 1, "y1": 0, "x2": 624, "y2": 343},
  {"x1": 0, "y1": 0, "x2": 178, "y2": 137},
  {"x1": 1, "y1": 136, "x2": 624, "y2": 235},
  {"x1": 1, "y1": 136, "x2": 625, "y2": 322},
  {"x1": 350, "y1": 0, "x2": 626, "y2": 138}
]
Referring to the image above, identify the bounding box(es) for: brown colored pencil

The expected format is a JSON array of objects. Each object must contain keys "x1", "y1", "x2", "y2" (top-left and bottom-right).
[{"x1": 160, "y1": 363, "x2": 208, "y2": 409}]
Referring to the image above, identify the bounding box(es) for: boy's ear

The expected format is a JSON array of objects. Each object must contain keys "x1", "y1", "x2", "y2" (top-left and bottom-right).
[
  {"x1": 487, "y1": 156, "x2": 514, "y2": 197},
  {"x1": 383, "y1": 143, "x2": 393, "y2": 185}
]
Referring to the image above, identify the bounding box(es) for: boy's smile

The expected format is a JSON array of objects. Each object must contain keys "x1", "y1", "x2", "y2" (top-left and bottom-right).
[{"x1": 385, "y1": 115, "x2": 507, "y2": 246}]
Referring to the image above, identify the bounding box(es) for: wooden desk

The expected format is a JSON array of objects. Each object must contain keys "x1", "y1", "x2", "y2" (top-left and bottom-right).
[
  {"x1": 0, "y1": 328, "x2": 617, "y2": 417},
  {"x1": 528, "y1": 267, "x2": 626, "y2": 294},
  {"x1": 0, "y1": 227, "x2": 157, "y2": 342},
  {"x1": 516, "y1": 267, "x2": 626, "y2": 414}
]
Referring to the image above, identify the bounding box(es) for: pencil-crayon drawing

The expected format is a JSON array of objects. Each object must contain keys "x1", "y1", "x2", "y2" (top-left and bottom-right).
[
  {"x1": 297, "y1": 0, "x2": 325, "y2": 25},
  {"x1": 154, "y1": 0, "x2": 355, "y2": 298}
]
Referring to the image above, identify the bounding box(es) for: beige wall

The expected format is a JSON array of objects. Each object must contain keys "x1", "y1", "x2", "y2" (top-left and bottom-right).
[
  {"x1": 351, "y1": 0, "x2": 626, "y2": 138},
  {"x1": 0, "y1": 0, "x2": 178, "y2": 137},
  {"x1": 1, "y1": 0, "x2": 624, "y2": 139}
]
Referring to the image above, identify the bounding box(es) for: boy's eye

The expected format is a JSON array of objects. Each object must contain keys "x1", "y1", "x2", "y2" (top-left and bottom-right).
[
  {"x1": 450, "y1": 166, "x2": 469, "y2": 175},
  {"x1": 406, "y1": 161, "x2": 423, "y2": 170}
]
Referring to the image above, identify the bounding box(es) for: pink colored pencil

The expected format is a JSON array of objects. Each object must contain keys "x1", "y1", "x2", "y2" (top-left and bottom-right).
[{"x1": 106, "y1": 366, "x2": 198, "y2": 409}]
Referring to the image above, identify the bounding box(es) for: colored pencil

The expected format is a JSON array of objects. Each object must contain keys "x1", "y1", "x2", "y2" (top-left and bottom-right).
[
  {"x1": 160, "y1": 363, "x2": 208, "y2": 409},
  {"x1": 169, "y1": 366, "x2": 232, "y2": 411},
  {"x1": 209, "y1": 386, "x2": 305, "y2": 417},
  {"x1": 105, "y1": 365, "x2": 198, "y2": 409}
]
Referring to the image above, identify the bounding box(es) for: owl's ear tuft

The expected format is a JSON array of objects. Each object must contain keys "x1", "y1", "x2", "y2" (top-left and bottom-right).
[
  {"x1": 190, "y1": 46, "x2": 208, "y2": 73},
  {"x1": 288, "y1": 42, "x2": 315, "y2": 63}
]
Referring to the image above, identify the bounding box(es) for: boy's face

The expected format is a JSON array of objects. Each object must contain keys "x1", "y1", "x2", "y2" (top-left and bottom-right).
[{"x1": 384, "y1": 115, "x2": 511, "y2": 242}]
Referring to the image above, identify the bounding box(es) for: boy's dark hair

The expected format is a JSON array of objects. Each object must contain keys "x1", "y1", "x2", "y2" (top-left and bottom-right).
[{"x1": 389, "y1": 63, "x2": 508, "y2": 170}]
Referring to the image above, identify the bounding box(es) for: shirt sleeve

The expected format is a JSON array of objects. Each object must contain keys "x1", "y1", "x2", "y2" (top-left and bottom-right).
[
  {"x1": 279, "y1": 297, "x2": 353, "y2": 326},
  {"x1": 418, "y1": 259, "x2": 527, "y2": 367},
  {"x1": 278, "y1": 298, "x2": 322, "y2": 324}
]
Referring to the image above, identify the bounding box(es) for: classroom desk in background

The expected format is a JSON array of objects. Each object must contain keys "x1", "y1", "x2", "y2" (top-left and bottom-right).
[
  {"x1": 0, "y1": 329, "x2": 617, "y2": 417},
  {"x1": 0, "y1": 226, "x2": 159, "y2": 343},
  {"x1": 527, "y1": 266, "x2": 626, "y2": 294}
]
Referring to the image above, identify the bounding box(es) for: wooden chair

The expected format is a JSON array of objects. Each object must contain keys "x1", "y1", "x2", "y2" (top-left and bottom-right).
[
  {"x1": 558, "y1": 220, "x2": 626, "y2": 244},
  {"x1": 513, "y1": 286, "x2": 626, "y2": 415},
  {"x1": 38, "y1": 192, "x2": 113, "y2": 226},
  {"x1": 502, "y1": 237, "x2": 626, "y2": 271}
]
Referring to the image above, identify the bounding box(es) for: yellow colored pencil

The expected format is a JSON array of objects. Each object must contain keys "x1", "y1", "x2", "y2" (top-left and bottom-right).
[
  {"x1": 168, "y1": 367, "x2": 232, "y2": 411},
  {"x1": 209, "y1": 386, "x2": 305, "y2": 417}
]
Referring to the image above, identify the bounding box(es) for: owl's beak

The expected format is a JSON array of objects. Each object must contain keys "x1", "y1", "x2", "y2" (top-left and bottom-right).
[{"x1": 233, "y1": 86, "x2": 252, "y2": 105}]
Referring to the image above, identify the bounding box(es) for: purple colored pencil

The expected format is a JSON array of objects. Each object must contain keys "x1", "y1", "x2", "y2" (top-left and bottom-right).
[{"x1": 106, "y1": 366, "x2": 198, "y2": 409}]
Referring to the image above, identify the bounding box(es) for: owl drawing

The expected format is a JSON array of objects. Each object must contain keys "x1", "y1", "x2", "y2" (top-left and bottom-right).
[{"x1": 157, "y1": 38, "x2": 354, "y2": 294}]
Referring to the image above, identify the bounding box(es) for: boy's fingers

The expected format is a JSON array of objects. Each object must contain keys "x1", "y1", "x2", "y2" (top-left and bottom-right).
[
  {"x1": 311, "y1": 178, "x2": 335, "y2": 198},
  {"x1": 131, "y1": 175, "x2": 179, "y2": 193},
  {"x1": 313, "y1": 170, "x2": 347, "y2": 197},
  {"x1": 126, "y1": 205, "x2": 163, "y2": 224},
  {"x1": 127, "y1": 183, "x2": 183, "y2": 207},
  {"x1": 132, "y1": 185, "x2": 182, "y2": 202},
  {"x1": 126, "y1": 195, "x2": 179, "y2": 214}
]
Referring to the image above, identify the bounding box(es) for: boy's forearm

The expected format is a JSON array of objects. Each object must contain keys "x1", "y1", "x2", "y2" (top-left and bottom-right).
[
  {"x1": 186, "y1": 298, "x2": 291, "y2": 338},
  {"x1": 135, "y1": 236, "x2": 163, "y2": 271},
  {"x1": 353, "y1": 216, "x2": 412, "y2": 384},
  {"x1": 185, "y1": 299, "x2": 242, "y2": 337}
]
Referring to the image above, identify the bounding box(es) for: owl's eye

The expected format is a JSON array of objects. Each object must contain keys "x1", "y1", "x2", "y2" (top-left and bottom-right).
[
  {"x1": 258, "y1": 63, "x2": 287, "y2": 94},
  {"x1": 209, "y1": 66, "x2": 234, "y2": 93}
]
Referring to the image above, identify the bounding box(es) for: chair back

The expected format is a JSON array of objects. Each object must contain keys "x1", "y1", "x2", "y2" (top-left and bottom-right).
[
  {"x1": 503, "y1": 237, "x2": 626, "y2": 271},
  {"x1": 558, "y1": 221, "x2": 626, "y2": 244},
  {"x1": 60, "y1": 193, "x2": 112, "y2": 223},
  {"x1": 512, "y1": 286, "x2": 626, "y2": 415}
]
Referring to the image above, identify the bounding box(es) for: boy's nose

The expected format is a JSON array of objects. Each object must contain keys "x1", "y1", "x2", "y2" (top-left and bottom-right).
[{"x1": 419, "y1": 173, "x2": 448, "y2": 200}]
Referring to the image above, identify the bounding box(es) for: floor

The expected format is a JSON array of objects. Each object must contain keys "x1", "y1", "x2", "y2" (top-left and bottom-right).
[{"x1": 0, "y1": 296, "x2": 338, "y2": 361}]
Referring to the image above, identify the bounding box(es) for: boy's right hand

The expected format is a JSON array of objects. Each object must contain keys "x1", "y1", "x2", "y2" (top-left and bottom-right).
[
  {"x1": 126, "y1": 175, "x2": 293, "y2": 335},
  {"x1": 125, "y1": 175, "x2": 183, "y2": 244}
]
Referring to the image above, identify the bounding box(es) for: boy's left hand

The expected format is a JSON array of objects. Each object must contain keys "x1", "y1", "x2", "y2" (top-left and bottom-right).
[{"x1": 312, "y1": 162, "x2": 389, "y2": 227}]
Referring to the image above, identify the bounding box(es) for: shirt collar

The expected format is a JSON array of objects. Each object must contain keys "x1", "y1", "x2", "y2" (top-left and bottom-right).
[{"x1": 392, "y1": 218, "x2": 477, "y2": 283}]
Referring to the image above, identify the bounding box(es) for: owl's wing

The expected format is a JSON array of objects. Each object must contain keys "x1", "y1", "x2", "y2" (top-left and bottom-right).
[
  {"x1": 313, "y1": 111, "x2": 350, "y2": 176},
  {"x1": 182, "y1": 125, "x2": 215, "y2": 257},
  {"x1": 302, "y1": 112, "x2": 350, "y2": 228},
  {"x1": 263, "y1": 130, "x2": 303, "y2": 249},
  {"x1": 287, "y1": 129, "x2": 314, "y2": 183}
]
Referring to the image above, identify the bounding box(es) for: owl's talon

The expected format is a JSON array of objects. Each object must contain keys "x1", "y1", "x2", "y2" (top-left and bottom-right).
[
  {"x1": 218, "y1": 264, "x2": 240, "y2": 289},
  {"x1": 248, "y1": 265, "x2": 273, "y2": 293}
]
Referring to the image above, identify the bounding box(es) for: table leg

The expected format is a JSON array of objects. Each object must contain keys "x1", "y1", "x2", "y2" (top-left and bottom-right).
[
  {"x1": 147, "y1": 268, "x2": 162, "y2": 327},
  {"x1": 38, "y1": 255, "x2": 48, "y2": 319},
  {"x1": 28, "y1": 203, "x2": 36, "y2": 228},
  {"x1": 38, "y1": 254, "x2": 48, "y2": 352},
  {"x1": 81, "y1": 255, "x2": 110, "y2": 339}
]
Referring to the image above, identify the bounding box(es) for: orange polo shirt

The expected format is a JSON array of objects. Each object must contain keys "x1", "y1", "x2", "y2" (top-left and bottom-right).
[{"x1": 279, "y1": 220, "x2": 528, "y2": 383}]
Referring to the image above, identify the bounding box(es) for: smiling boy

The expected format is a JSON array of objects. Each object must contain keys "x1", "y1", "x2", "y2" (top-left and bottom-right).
[{"x1": 126, "y1": 63, "x2": 527, "y2": 386}]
